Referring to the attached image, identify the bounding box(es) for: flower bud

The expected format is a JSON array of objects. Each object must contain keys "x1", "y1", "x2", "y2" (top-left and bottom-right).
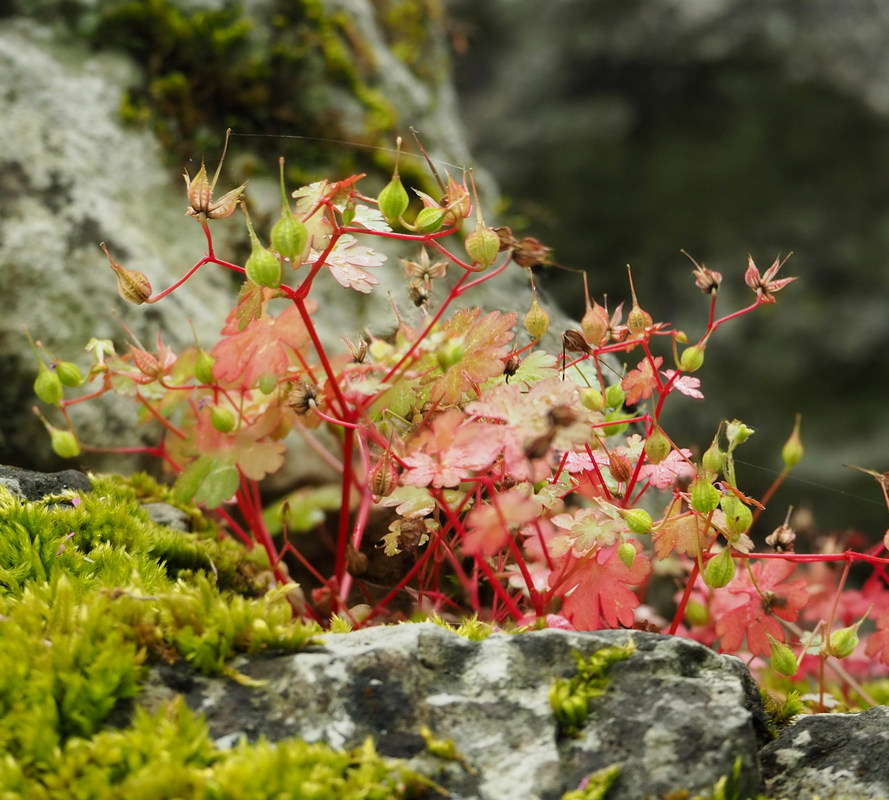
[
  {"x1": 690, "y1": 477, "x2": 720, "y2": 514},
  {"x1": 55, "y1": 361, "x2": 83, "y2": 388},
  {"x1": 781, "y1": 413, "x2": 804, "y2": 469},
  {"x1": 210, "y1": 406, "x2": 237, "y2": 433},
  {"x1": 726, "y1": 420, "x2": 754, "y2": 449},
  {"x1": 34, "y1": 365, "x2": 63, "y2": 406},
  {"x1": 465, "y1": 217, "x2": 500, "y2": 269},
  {"x1": 413, "y1": 206, "x2": 445, "y2": 233},
  {"x1": 618, "y1": 541, "x2": 637, "y2": 569},
  {"x1": 622, "y1": 508, "x2": 653, "y2": 535},
  {"x1": 767, "y1": 635, "x2": 799, "y2": 676},
  {"x1": 378, "y1": 175, "x2": 410, "y2": 224},
  {"x1": 50, "y1": 427, "x2": 81, "y2": 458},
  {"x1": 271, "y1": 212, "x2": 308, "y2": 263},
  {"x1": 524, "y1": 293, "x2": 550, "y2": 340},
  {"x1": 720, "y1": 494, "x2": 753, "y2": 535},
  {"x1": 644, "y1": 424, "x2": 671, "y2": 465},
  {"x1": 679, "y1": 343, "x2": 706, "y2": 373},
  {"x1": 194, "y1": 349, "x2": 216, "y2": 385},
  {"x1": 703, "y1": 547, "x2": 735, "y2": 588}
]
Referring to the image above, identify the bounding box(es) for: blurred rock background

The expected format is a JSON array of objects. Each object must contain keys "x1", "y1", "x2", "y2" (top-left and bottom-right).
[
  {"x1": 446, "y1": 0, "x2": 889, "y2": 540},
  {"x1": 2, "y1": 0, "x2": 888, "y2": 541}
]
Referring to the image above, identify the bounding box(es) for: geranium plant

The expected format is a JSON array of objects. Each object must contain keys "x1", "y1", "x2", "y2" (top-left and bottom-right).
[{"x1": 30, "y1": 130, "x2": 889, "y2": 708}]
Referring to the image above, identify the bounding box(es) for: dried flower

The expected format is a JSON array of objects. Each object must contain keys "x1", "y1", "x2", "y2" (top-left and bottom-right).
[{"x1": 744, "y1": 253, "x2": 795, "y2": 303}]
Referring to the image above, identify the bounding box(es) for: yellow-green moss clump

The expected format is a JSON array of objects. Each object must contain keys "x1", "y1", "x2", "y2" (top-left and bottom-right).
[{"x1": 0, "y1": 474, "x2": 427, "y2": 798}]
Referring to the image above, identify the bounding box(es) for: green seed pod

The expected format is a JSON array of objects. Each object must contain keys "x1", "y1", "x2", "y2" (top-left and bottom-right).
[
  {"x1": 258, "y1": 373, "x2": 278, "y2": 394},
  {"x1": 703, "y1": 547, "x2": 736, "y2": 589},
  {"x1": 34, "y1": 365, "x2": 63, "y2": 405},
  {"x1": 767, "y1": 635, "x2": 799, "y2": 676},
  {"x1": 781, "y1": 414, "x2": 804, "y2": 469},
  {"x1": 465, "y1": 219, "x2": 500, "y2": 268},
  {"x1": 271, "y1": 212, "x2": 308, "y2": 262},
  {"x1": 828, "y1": 625, "x2": 860, "y2": 659},
  {"x1": 50, "y1": 428, "x2": 81, "y2": 458},
  {"x1": 690, "y1": 477, "x2": 721, "y2": 514},
  {"x1": 194, "y1": 348, "x2": 216, "y2": 385},
  {"x1": 720, "y1": 494, "x2": 753, "y2": 535},
  {"x1": 618, "y1": 541, "x2": 637, "y2": 569},
  {"x1": 644, "y1": 424, "x2": 671, "y2": 465},
  {"x1": 601, "y1": 411, "x2": 631, "y2": 438},
  {"x1": 604, "y1": 383, "x2": 626, "y2": 409},
  {"x1": 622, "y1": 508, "x2": 653, "y2": 535},
  {"x1": 55, "y1": 361, "x2": 83, "y2": 387},
  {"x1": 580, "y1": 387, "x2": 605, "y2": 412},
  {"x1": 378, "y1": 175, "x2": 410, "y2": 223},
  {"x1": 413, "y1": 206, "x2": 446, "y2": 233},
  {"x1": 246, "y1": 244, "x2": 283, "y2": 289},
  {"x1": 210, "y1": 406, "x2": 237, "y2": 433},
  {"x1": 684, "y1": 599, "x2": 710, "y2": 627},
  {"x1": 679, "y1": 343, "x2": 706, "y2": 373},
  {"x1": 702, "y1": 440, "x2": 726, "y2": 476},
  {"x1": 524, "y1": 293, "x2": 550, "y2": 340}
]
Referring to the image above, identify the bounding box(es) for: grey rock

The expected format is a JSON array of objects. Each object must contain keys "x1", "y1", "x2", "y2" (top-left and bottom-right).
[
  {"x1": 0, "y1": 464, "x2": 92, "y2": 501},
  {"x1": 761, "y1": 705, "x2": 889, "y2": 800},
  {"x1": 140, "y1": 502, "x2": 191, "y2": 532},
  {"x1": 138, "y1": 624, "x2": 771, "y2": 800}
]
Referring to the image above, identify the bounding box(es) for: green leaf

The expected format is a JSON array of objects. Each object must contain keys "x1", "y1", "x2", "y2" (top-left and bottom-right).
[{"x1": 175, "y1": 455, "x2": 240, "y2": 508}]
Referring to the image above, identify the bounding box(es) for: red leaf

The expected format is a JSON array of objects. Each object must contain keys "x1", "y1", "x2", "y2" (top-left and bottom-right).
[
  {"x1": 212, "y1": 300, "x2": 316, "y2": 388},
  {"x1": 622, "y1": 356, "x2": 662, "y2": 406},
  {"x1": 866, "y1": 609, "x2": 889, "y2": 667},
  {"x1": 715, "y1": 559, "x2": 808, "y2": 657},
  {"x1": 549, "y1": 542, "x2": 650, "y2": 630},
  {"x1": 401, "y1": 408, "x2": 503, "y2": 488}
]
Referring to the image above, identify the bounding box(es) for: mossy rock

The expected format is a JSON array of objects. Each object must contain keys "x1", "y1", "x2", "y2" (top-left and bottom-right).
[{"x1": 0, "y1": 473, "x2": 429, "y2": 798}]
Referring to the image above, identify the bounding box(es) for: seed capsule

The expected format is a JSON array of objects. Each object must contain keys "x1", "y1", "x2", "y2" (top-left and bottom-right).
[
  {"x1": 644, "y1": 424, "x2": 671, "y2": 465},
  {"x1": 413, "y1": 206, "x2": 446, "y2": 233},
  {"x1": 524, "y1": 292, "x2": 550, "y2": 340},
  {"x1": 210, "y1": 406, "x2": 237, "y2": 433},
  {"x1": 465, "y1": 218, "x2": 500, "y2": 268},
  {"x1": 703, "y1": 547, "x2": 735, "y2": 589},
  {"x1": 378, "y1": 175, "x2": 410, "y2": 223},
  {"x1": 690, "y1": 477, "x2": 720, "y2": 514},
  {"x1": 34, "y1": 365, "x2": 63, "y2": 405},
  {"x1": 55, "y1": 361, "x2": 83, "y2": 388},
  {"x1": 271, "y1": 212, "x2": 308, "y2": 263},
  {"x1": 50, "y1": 428, "x2": 81, "y2": 458}
]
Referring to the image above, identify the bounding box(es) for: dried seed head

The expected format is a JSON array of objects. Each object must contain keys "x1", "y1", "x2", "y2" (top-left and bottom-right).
[
  {"x1": 562, "y1": 329, "x2": 591, "y2": 355},
  {"x1": 503, "y1": 353, "x2": 521, "y2": 379},
  {"x1": 286, "y1": 382, "x2": 318, "y2": 415},
  {"x1": 513, "y1": 236, "x2": 551, "y2": 269},
  {"x1": 408, "y1": 280, "x2": 429, "y2": 308},
  {"x1": 344, "y1": 336, "x2": 368, "y2": 363}
]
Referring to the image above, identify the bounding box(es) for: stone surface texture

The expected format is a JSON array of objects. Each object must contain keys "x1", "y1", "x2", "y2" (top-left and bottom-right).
[{"x1": 141, "y1": 624, "x2": 772, "y2": 800}]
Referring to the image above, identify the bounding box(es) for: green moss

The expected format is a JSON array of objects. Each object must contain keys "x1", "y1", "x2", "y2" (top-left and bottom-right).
[
  {"x1": 0, "y1": 474, "x2": 433, "y2": 798},
  {"x1": 79, "y1": 0, "x2": 407, "y2": 185},
  {"x1": 549, "y1": 641, "x2": 635, "y2": 737}
]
